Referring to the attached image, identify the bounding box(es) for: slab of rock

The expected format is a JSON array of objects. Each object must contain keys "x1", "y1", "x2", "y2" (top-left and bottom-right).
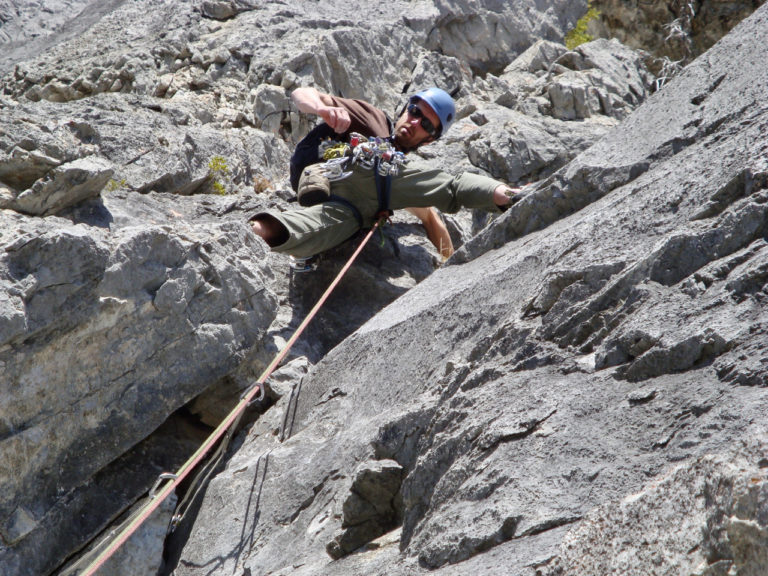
[
  {"x1": 7, "y1": 156, "x2": 113, "y2": 215},
  {"x1": 541, "y1": 441, "x2": 768, "y2": 576}
]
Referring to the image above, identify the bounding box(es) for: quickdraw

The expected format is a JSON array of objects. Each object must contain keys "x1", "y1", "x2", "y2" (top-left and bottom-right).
[
  {"x1": 318, "y1": 132, "x2": 407, "y2": 182},
  {"x1": 319, "y1": 157, "x2": 352, "y2": 181},
  {"x1": 320, "y1": 140, "x2": 351, "y2": 160}
]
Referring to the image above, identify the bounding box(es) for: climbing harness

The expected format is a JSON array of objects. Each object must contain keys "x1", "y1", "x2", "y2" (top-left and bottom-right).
[
  {"x1": 297, "y1": 133, "x2": 404, "y2": 228},
  {"x1": 291, "y1": 132, "x2": 405, "y2": 261},
  {"x1": 74, "y1": 216, "x2": 387, "y2": 576},
  {"x1": 317, "y1": 132, "x2": 405, "y2": 228}
]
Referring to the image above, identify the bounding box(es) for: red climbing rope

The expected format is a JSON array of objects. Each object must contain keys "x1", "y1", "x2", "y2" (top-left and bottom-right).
[{"x1": 79, "y1": 221, "x2": 384, "y2": 576}]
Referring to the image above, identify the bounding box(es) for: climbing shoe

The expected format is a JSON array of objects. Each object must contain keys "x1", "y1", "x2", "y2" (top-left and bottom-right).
[{"x1": 289, "y1": 256, "x2": 316, "y2": 272}]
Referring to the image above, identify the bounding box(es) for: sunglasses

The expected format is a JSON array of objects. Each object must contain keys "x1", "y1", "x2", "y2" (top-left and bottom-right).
[{"x1": 407, "y1": 102, "x2": 439, "y2": 138}]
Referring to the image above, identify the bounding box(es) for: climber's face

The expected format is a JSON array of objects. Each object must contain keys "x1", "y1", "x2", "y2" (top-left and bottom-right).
[{"x1": 393, "y1": 99, "x2": 441, "y2": 150}]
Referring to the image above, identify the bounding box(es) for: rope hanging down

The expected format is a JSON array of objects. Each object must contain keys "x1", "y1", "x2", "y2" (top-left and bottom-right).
[{"x1": 77, "y1": 220, "x2": 385, "y2": 576}]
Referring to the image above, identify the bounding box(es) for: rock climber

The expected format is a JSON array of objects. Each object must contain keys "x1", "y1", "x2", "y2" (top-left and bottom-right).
[
  {"x1": 288, "y1": 86, "x2": 458, "y2": 259},
  {"x1": 250, "y1": 86, "x2": 521, "y2": 264}
]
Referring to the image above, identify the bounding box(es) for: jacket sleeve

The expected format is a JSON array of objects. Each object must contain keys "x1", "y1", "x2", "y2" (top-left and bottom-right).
[{"x1": 452, "y1": 171, "x2": 504, "y2": 212}]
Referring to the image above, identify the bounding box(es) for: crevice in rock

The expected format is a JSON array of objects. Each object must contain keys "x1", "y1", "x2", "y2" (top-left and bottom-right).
[
  {"x1": 326, "y1": 459, "x2": 404, "y2": 560},
  {"x1": 37, "y1": 405, "x2": 213, "y2": 576},
  {"x1": 476, "y1": 409, "x2": 557, "y2": 452},
  {"x1": 701, "y1": 104, "x2": 753, "y2": 139},
  {"x1": 692, "y1": 168, "x2": 768, "y2": 221},
  {"x1": 690, "y1": 73, "x2": 727, "y2": 105},
  {"x1": 518, "y1": 515, "x2": 583, "y2": 538},
  {"x1": 288, "y1": 471, "x2": 335, "y2": 525},
  {"x1": 648, "y1": 136, "x2": 696, "y2": 162}
]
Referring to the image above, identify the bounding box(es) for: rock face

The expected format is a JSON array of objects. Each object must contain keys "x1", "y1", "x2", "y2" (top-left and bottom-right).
[
  {"x1": 0, "y1": 189, "x2": 277, "y2": 576},
  {"x1": 591, "y1": 0, "x2": 765, "y2": 70},
  {"x1": 0, "y1": 1, "x2": 765, "y2": 576},
  {"x1": 173, "y1": 5, "x2": 768, "y2": 576},
  {"x1": 543, "y1": 445, "x2": 768, "y2": 576}
]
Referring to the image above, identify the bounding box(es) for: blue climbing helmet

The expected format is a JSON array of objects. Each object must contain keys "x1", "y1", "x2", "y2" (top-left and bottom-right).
[{"x1": 411, "y1": 87, "x2": 455, "y2": 138}]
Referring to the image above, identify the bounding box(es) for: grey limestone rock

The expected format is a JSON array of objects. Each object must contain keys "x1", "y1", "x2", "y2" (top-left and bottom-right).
[
  {"x1": 0, "y1": 0, "x2": 765, "y2": 575},
  {"x1": 541, "y1": 435, "x2": 768, "y2": 576},
  {"x1": 0, "y1": 190, "x2": 277, "y2": 575},
  {"x1": 421, "y1": 37, "x2": 654, "y2": 189},
  {"x1": 327, "y1": 459, "x2": 404, "y2": 559},
  {"x1": 200, "y1": 1, "x2": 259, "y2": 22},
  {"x1": 8, "y1": 155, "x2": 113, "y2": 215},
  {"x1": 173, "y1": 4, "x2": 768, "y2": 576}
]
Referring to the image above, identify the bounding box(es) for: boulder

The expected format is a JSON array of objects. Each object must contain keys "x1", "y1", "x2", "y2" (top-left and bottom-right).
[
  {"x1": 10, "y1": 156, "x2": 113, "y2": 215},
  {"x1": 0, "y1": 190, "x2": 277, "y2": 576}
]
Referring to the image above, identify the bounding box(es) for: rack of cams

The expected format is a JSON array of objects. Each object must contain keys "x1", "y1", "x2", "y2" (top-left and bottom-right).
[{"x1": 319, "y1": 132, "x2": 408, "y2": 181}]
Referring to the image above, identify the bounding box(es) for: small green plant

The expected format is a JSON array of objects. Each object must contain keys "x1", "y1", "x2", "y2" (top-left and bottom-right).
[
  {"x1": 212, "y1": 180, "x2": 227, "y2": 195},
  {"x1": 565, "y1": 3, "x2": 601, "y2": 50},
  {"x1": 208, "y1": 155, "x2": 229, "y2": 176},
  {"x1": 208, "y1": 155, "x2": 231, "y2": 195},
  {"x1": 105, "y1": 178, "x2": 127, "y2": 192}
]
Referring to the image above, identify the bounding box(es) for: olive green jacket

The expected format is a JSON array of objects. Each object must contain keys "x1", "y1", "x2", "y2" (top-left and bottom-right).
[{"x1": 270, "y1": 160, "x2": 503, "y2": 258}]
